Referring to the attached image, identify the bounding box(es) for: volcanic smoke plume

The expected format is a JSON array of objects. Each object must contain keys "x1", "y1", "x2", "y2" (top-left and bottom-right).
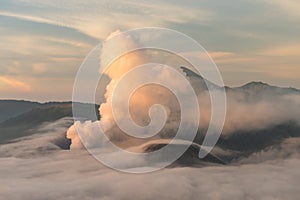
[{"x1": 67, "y1": 30, "x2": 185, "y2": 149}]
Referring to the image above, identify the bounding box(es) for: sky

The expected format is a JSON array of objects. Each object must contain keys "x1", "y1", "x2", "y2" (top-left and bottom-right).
[{"x1": 0, "y1": 0, "x2": 300, "y2": 102}]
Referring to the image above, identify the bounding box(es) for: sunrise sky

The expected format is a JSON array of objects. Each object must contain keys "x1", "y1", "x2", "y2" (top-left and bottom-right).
[{"x1": 0, "y1": 0, "x2": 300, "y2": 101}]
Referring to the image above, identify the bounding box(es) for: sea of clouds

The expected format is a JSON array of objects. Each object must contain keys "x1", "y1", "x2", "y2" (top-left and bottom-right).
[{"x1": 0, "y1": 117, "x2": 300, "y2": 200}]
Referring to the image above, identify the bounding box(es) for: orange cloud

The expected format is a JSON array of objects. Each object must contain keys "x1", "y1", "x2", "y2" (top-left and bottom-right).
[
  {"x1": 208, "y1": 51, "x2": 235, "y2": 59},
  {"x1": 260, "y1": 45, "x2": 300, "y2": 57},
  {"x1": 0, "y1": 76, "x2": 32, "y2": 92},
  {"x1": 208, "y1": 51, "x2": 257, "y2": 64},
  {"x1": 32, "y1": 63, "x2": 47, "y2": 74}
]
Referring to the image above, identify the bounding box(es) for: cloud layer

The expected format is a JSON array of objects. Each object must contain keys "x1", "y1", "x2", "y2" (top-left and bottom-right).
[{"x1": 1, "y1": 127, "x2": 300, "y2": 200}]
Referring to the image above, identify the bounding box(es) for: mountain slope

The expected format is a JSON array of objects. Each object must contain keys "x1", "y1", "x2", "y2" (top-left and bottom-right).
[
  {"x1": 0, "y1": 102, "x2": 100, "y2": 143},
  {"x1": 0, "y1": 100, "x2": 41, "y2": 122}
]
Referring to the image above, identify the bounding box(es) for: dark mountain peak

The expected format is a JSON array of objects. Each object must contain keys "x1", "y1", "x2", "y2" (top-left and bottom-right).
[
  {"x1": 180, "y1": 66, "x2": 203, "y2": 78},
  {"x1": 180, "y1": 66, "x2": 222, "y2": 91},
  {"x1": 241, "y1": 81, "x2": 270, "y2": 89},
  {"x1": 238, "y1": 81, "x2": 300, "y2": 94}
]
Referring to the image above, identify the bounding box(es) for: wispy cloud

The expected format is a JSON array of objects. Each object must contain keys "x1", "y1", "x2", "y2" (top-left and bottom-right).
[
  {"x1": 1, "y1": 0, "x2": 300, "y2": 100},
  {"x1": 0, "y1": 0, "x2": 210, "y2": 39},
  {"x1": 260, "y1": 44, "x2": 300, "y2": 57},
  {"x1": 0, "y1": 10, "x2": 68, "y2": 29},
  {"x1": 0, "y1": 76, "x2": 31, "y2": 92},
  {"x1": 265, "y1": 0, "x2": 300, "y2": 18}
]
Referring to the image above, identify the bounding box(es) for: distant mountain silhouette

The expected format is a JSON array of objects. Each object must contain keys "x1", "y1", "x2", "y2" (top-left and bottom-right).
[
  {"x1": 0, "y1": 100, "x2": 41, "y2": 122},
  {"x1": 0, "y1": 102, "x2": 99, "y2": 143},
  {"x1": 181, "y1": 66, "x2": 300, "y2": 94},
  {"x1": 235, "y1": 81, "x2": 300, "y2": 98}
]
